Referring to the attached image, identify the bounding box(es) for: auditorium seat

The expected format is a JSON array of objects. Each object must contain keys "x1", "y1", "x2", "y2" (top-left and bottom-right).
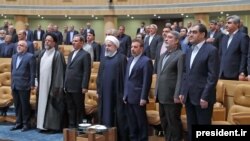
[
  {"x1": 213, "y1": 84, "x2": 250, "y2": 125},
  {"x1": 91, "y1": 62, "x2": 100, "y2": 74},
  {"x1": 0, "y1": 72, "x2": 15, "y2": 123},
  {"x1": 85, "y1": 74, "x2": 98, "y2": 123}
]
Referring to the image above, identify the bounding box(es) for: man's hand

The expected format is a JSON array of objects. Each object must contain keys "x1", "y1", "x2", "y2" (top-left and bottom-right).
[
  {"x1": 179, "y1": 95, "x2": 184, "y2": 104},
  {"x1": 140, "y1": 99, "x2": 146, "y2": 106},
  {"x1": 82, "y1": 88, "x2": 88, "y2": 93},
  {"x1": 200, "y1": 99, "x2": 208, "y2": 109}
]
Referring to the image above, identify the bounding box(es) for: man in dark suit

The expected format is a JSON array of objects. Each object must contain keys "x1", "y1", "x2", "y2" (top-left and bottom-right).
[
  {"x1": 83, "y1": 22, "x2": 95, "y2": 41},
  {"x1": 64, "y1": 34, "x2": 91, "y2": 128},
  {"x1": 239, "y1": 20, "x2": 248, "y2": 35},
  {"x1": 123, "y1": 39, "x2": 153, "y2": 141},
  {"x1": 13, "y1": 30, "x2": 34, "y2": 54},
  {"x1": 0, "y1": 35, "x2": 15, "y2": 57},
  {"x1": 136, "y1": 22, "x2": 145, "y2": 35},
  {"x1": 219, "y1": 15, "x2": 249, "y2": 80},
  {"x1": 33, "y1": 24, "x2": 45, "y2": 41},
  {"x1": 144, "y1": 24, "x2": 163, "y2": 59},
  {"x1": 206, "y1": 20, "x2": 223, "y2": 49},
  {"x1": 155, "y1": 31, "x2": 184, "y2": 141},
  {"x1": 86, "y1": 31, "x2": 101, "y2": 61},
  {"x1": 179, "y1": 24, "x2": 219, "y2": 141},
  {"x1": 24, "y1": 23, "x2": 34, "y2": 42},
  {"x1": 53, "y1": 25, "x2": 63, "y2": 45},
  {"x1": 10, "y1": 40, "x2": 36, "y2": 132},
  {"x1": 117, "y1": 25, "x2": 132, "y2": 57},
  {"x1": 154, "y1": 26, "x2": 172, "y2": 73},
  {"x1": 65, "y1": 25, "x2": 79, "y2": 45}
]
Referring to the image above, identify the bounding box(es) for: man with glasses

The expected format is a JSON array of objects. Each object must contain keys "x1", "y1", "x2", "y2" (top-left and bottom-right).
[{"x1": 179, "y1": 24, "x2": 219, "y2": 141}]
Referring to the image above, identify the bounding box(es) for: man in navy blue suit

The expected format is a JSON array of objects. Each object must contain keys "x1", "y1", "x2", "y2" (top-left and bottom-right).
[
  {"x1": 219, "y1": 15, "x2": 249, "y2": 80},
  {"x1": 179, "y1": 24, "x2": 219, "y2": 141},
  {"x1": 10, "y1": 40, "x2": 36, "y2": 132},
  {"x1": 123, "y1": 39, "x2": 153, "y2": 141}
]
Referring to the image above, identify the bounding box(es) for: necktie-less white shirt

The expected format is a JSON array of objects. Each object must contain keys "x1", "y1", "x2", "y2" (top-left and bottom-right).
[
  {"x1": 129, "y1": 54, "x2": 142, "y2": 76},
  {"x1": 190, "y1": 40, "x2": 205, "y2": 69}
]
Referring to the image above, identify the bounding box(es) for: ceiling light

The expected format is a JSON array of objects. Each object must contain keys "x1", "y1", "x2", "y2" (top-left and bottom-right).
[
  {"x1": 220, "y1": 11, "x2": 223, "y2": 14},
  {"x1": 181, "y1": 13, "x2": 184, "y2": 16},
  {"x1": 127, "y1": 14, "x2": 130, "y2": 17},
  {"x1": 154, "y1": 14, "x2": 157, "y2": 17},
  {"x1": 157, "y1": 16, "x2": 161, "y2": 19},
  {"x1": 131, "y1": 16, "x2": 134, "y2": 19}
]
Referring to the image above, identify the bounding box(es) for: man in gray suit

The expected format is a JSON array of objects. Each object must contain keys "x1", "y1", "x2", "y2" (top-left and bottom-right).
[
  {"x1": 64, "y1": 34, "x2": 91, "y2": 128},
  {"x1": 155, "y1": 31, "x2": 184, "y2": 141}
]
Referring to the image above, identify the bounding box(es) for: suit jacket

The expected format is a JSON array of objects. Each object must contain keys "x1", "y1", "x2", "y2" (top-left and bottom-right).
[
  {"x1": 0, "y1": 42, "x2": 15, "y2": 57},
  {"x1": 11, "y1": 52, "x2": 36, "y2": 90},
  {"x1": 64, "y1": 48, "x2": 91, "y2": 93},
  {"x1": 219, "y1": 30, "x2": 249, "y2": 79},
  {"x1": 117, "y1": 34, "x2": 132, "y2": 56},
  {"x1": 207, "y1": 30, "x2": 223, "y2": 49},
  {"x1": 65, "y1": 30, "x2": 79, "y2": 45},
  {"x1": 136, "y1": 27, "x2": 145, "y2": 35},
  {"x1": 154, "y1": 41, "x2": 164, "y2": 73},
  {"x1": 144, "y1": 34, "x2": 162, "y2": 59},
  {"x1": 54, "y1": 31, "x2": 63, "y2": 45},
  {"x1": 33, "y1": 29, "x2": 45, "y2": 41},
  {"x1": 123, "y1": 55, "x2": 153, "y2": 104},
  {"x1": 180, "y1": 42, "x2": 219, "y2": 105},
  {"x1": 26, "y1": 29, "x2": 34, "y2": 42},
  {"x1": 13, "y1": 41, "x2": 34, "y2": 54},
  {"x1": 92, "y1": 41, "x2": 101, "y2": 61},
  {"x1": 155, "y1": 50, "x2": 184, "y2": 104}
]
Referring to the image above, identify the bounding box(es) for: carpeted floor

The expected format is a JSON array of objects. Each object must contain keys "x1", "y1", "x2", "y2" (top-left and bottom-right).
[{"x1": 0, "y1": 123, "x2": 63, "y2": 141}]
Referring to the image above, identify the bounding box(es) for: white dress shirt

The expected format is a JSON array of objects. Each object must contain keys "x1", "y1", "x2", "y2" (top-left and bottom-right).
[{"x1": 190, "y1": 40, "x2": 205, "y2": 68}]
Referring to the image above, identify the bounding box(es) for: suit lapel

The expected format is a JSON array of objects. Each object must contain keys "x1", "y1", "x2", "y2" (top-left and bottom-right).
[
  {"x1": 69, "y1": 49, "x2": 82, "y2": 66},
  {"x1": 13, "y1": 55, "x2": 17, "y2": 69},
  {"x1": 186, "y1": 48, "x2": 192, "y2": 72},
  {"x1": 127, "y1": 57, "x2": 133, "y2": 78},
  {"x1": 16, "y1": 53, "x2": 25, "y2": 70},
  {"x1": 190, "y1": 44, "x2": 206, "y2": 70},
  {"x1": 226, "y1": 31, "x2": 239, "y2": 51},
  {"x1": 158, "y1": 54, "x2": 165, "y2": 74},
  {"x1": 129, "y1": 56, "x2": 143, "y2": 78},
  {"x1": 161, "y1": 51, "x2": 176, "y2": 73}
]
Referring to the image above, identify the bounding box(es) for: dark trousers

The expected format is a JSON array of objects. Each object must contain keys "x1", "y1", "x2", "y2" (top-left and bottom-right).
[
  {"x1": 159, "y1": 103, "x2": 183, "y2": 141},
  {"x1": 65, "y1": 92, "x2": 85, "y2": 128},
  {"x1": 127, "y1": 104, "x2": 148, "y2": 141},
  {"x1": 185, "y1": 96, "x2": 213, "y2": 141},
  {"x1": 12, "y1": 89, "x2": 31, "y2": 126}
]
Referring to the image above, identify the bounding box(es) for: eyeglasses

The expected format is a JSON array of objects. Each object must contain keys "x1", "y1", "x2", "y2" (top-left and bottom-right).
[{"x1": 189, "y1": 30, "x2": 199, "y2": 34}]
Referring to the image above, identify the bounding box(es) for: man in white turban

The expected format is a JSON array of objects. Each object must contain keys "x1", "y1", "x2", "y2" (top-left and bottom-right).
[
  {"x1": 96, "y1": 35, "x2": 129, "y2": 141},
  {"x1": 104, "y1": 35, "x2": 120, "y2": 57}
]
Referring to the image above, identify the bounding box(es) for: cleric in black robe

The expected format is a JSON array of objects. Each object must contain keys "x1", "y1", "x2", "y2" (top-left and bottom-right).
[
  {"x1": 36, "y1": 33, "x2": 66, "y2": 131},
  {"x1": 96, "y1": 35, "x2": 129, "y2": 141}
]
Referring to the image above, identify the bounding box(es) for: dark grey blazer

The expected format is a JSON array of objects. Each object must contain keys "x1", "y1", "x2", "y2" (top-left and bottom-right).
[
  {"x1": 155, "y1": 49, "x2": 184, "y2": 104},
  {"x1": 64, "y1": 48, "x2": 91, "y2": 93}
]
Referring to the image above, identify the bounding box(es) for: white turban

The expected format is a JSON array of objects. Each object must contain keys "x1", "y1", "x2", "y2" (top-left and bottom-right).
[{"x1": 105, "y1": 35, "x2": 119, "y2": 48}]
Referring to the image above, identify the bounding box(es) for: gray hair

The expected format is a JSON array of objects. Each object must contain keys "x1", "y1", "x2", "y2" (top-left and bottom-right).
[{"x1": 227, "y1": 15, "x2": 240, "y2": 24}]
